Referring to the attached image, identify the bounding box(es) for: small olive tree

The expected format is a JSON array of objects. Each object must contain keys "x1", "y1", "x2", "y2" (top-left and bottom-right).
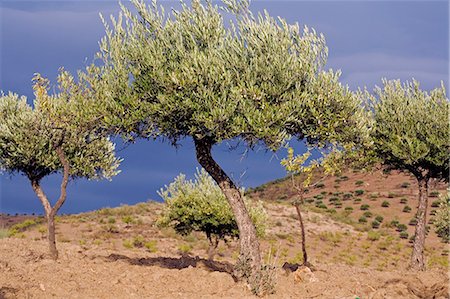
[
  {"x1": 0, "y1": 72, "x2": 120, "y2": 259},
  {"x1": 157, "y1": 168, "x2": 266, "y2": 260},
  {"x1": 366, "y1": 79, "x2": 449, "y2": 270},
  {"x1": 96, "y1": 0, "x2": 365, "y2": 286}
]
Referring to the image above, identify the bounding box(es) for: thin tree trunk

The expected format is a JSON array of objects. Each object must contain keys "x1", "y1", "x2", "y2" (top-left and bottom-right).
[
  {"x1": 290, "y1": 174, "x2": 310, "y2": 267},
  {"x1": 294, "y1": 204, "x2": 308, "y2": 265},
  {"x1": 194, "y1": 138, "x2": 261, "y2": 277},
  {"x1": 410, "y1": 177, "x2": 429, "y2": 270},
  {"x1": 29, "y1": 146, "x2": 70, "y2": 260}
]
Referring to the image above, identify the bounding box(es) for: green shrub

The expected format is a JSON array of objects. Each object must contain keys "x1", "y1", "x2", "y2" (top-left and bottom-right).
[
  {"x1": 390, "y1": 220, "x2": 400, "y2": 227},
  {"x1": 387, "y1": 192, "x2": 398, "y2": 198},
  {"x1": 375, "y1": 215, "x2": 384, "y2": 223},
  {"x1": 315, "y1": 182, "x2": 325, "y2": 188},
  {"x1": 317, "y1": 203, "x2": 327, "y2": 209},
  {"x1": 145, "y1": 240, "x2": 158, "y2": 253},
  {"x1": 355, "y1": 189, "x2": 365, "y2": 196},
  {"x1": 403, "y1": 206, "x2": 412, "y2": 213},
  {"x1": 344, "y1": 207, "x2": 354, "y2": 212},
  {"x1": 123, "y1": 240, "x2": 133, "y2": 249},
  {"x1": 399, "y1": 231, "x2": 409, "y2": 239},
  {"x1": 400, "y1": 198, "x2": 408, "y2": 204},
  {"x1": 359, "y1": 216, "x2": 367, "y2": 223},
  {"x1": 371, "y1": 221, "x2": 380, "y2": 229},
  {"x1": 431, "y1": 200, "x2": 441, "y2": 208},
  {"x1": 381, "y1": 201, "x2": 390, "y2": 208},
  {"x1": 178, "y1": 243, "x2": 193, "y2": 254},
  {"x1": 329, "y1": 197, "x2": 340, "y2": 202},
  {"x1": 363, "y1": 211, "x2": 373, "y2": 218},
  {"x1": 355, "y1": 180, "x2": 364, "y2": 186},
  {"x1": 314, "y1": 194, "x2": 324, "y2": 200},
  {"x1": 340, "y1": 176, "x2": 349, "y2": 181},
  {"x1": 343, "y1": 193, "x2": 353, "y2": 200},
  {"x1": 429, "y1": 191, "x2": 440, "y2": 198},
  {"x1": 396, "y1": 224, "x2": 407, "y2": 232},
  {"x1": 360, "y1": 204, "x2": 370, "y2": 211},
  {"x1": 158, "y1": 169, "x2": 267, "y2": 252},
  {"x1": 408, "y1": 218, "x2": 418, "y2": 226},
  {"x1": 354, "y1": 198, "x2": 362, "y2": 203}
]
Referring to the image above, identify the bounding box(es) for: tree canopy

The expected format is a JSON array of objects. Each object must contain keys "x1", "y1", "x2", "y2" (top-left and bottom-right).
[
  {"x1": 368, "y1": 79, "x2": 449, "y2": 181},
  {"x1": 97, "y1": 0, "x2": 365, "y2": 149}
]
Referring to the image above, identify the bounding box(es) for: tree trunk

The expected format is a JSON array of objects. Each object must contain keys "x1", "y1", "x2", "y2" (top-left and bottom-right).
[
  {"x1": 410, "y1": 177, "x2": 429, "y2": 270},
  {"x1": 29, "y1": 146, "x2": 70, "y2": 260},
  {"x1": 294, "y1": 204, "x2": 308, "y2": 265},
  {"x1": 194, "y1": 138, "x2": 261, "y2": 277},
  {"x1": 290, "y1": 175, "x2": 310, "y2": 267},
  {"x1": 207, "y1": 234, "x2": 220, "y2": 261}
]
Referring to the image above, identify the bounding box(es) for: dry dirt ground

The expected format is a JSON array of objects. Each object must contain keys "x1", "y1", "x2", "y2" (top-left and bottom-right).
[
  {"x1": 1, "y1": 170, "x2": 449, "y2": 298},
  {"x1": 0, "y1": 238, "x2": 448, "y2": 299}
]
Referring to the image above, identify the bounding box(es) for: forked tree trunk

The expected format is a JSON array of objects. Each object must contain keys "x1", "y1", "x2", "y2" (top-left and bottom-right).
[
  {"x1": 194, "y1": 138, "x2": 262, "y2": 277},
  {"x1": 29, "y1": 146, "x2": 70, "y2": 260},
  {"x1": 410, "y1": 177, "x2": 429, "y2": 270}
]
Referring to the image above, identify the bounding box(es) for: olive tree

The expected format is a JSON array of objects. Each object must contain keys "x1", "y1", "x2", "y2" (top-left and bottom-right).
[
  {"x1": 96, "y1": 0, "x2": 365, "y2": 285},
  {"x1": 157, "y1": 168, "x2": 266, "y2": 260},
  {"x1": 366, "y1": 79, "x2": 449, "y2": 270},
  {"x1": 0, "y1": 72, "x2": 120, "y2": 259}
]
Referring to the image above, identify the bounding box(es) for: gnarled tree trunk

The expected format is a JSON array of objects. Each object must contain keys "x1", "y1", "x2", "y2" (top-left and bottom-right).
[
  {"x1": 194, "y1": 138, "x2": 261, "y2": 278},
  {"x1": 29, "y1": 146, "x2": 70, "y2": 260},
  {"x1": 410, "y1": 177, "x2": 429, "y2": 270}
]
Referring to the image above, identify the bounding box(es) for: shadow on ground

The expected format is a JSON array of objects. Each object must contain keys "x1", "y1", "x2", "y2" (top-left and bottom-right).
[{"x1": 103, "y1": 253, "x2": 238, "y2": 281}]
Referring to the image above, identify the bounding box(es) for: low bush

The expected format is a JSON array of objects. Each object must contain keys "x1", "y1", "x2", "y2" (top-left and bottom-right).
[
  {"x1": 355, "y1": 189, "x2": 365, "y2": 196},
  {"x1": 158, "y1": 169, "x2": 267, "y2": 260},
  {"x1": 363, "y1": 211, "x2": 373, "y2": 218},
  {"x1": 403, "y1": 206, "x2": 412, "y2": 213},
  {"x1": 399, "y1": 231, "x2": 409, "y2": 239},
  {"x1": 355, "y1": 180, "x2": 364, "y2": 186},
  {"x1": 360, "y1": 204, "x2": 370, "y2": 211},
  {"x1": 381, "y1": 201, "x2": 390, "y2": 208},
  {"x1": 375, "y1": 215, "x2": 384, "y2": 223},
  {"x1": 371, "y1": 221, "x2": 380, "y2": 229},
  {"x1": 429, "y1": 191, "x2": 440, "y2": 198}
]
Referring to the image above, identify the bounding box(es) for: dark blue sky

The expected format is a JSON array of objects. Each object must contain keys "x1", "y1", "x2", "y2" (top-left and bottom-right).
[{"x1": 0, "y1": 0, "x2": 448, "y2": 215}]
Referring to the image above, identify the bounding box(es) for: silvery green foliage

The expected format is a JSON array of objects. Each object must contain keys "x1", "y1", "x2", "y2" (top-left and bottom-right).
[
  {"x1": 157, "y1": 168, "x2": 267, "y2": 239},
  {"x1": 367, "y1": 79, "x2": 449, "y2": 179},
  {"x1": 0, "y1": 72, "x2": 120, "y2": 182},
  {"x1": 97, "y1": 0, "x2": 364, "y2": 149},
  {"x1": 434, "y1": 192, "x2": 450, "y2": 243}
]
